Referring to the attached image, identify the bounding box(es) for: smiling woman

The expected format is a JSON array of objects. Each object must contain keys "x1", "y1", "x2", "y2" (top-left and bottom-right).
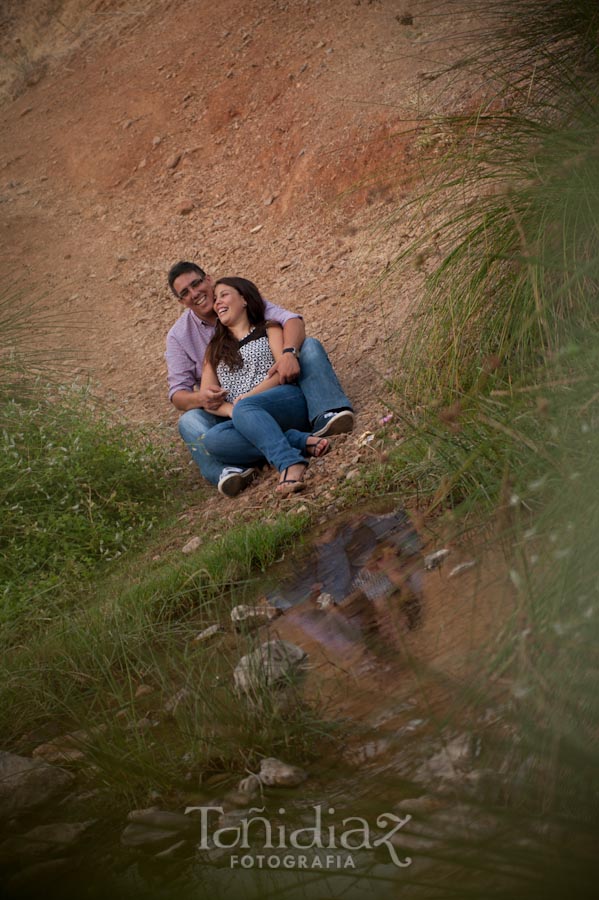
[{"x1": 201, "y1": 277, "x2": 330, "y2": 496}]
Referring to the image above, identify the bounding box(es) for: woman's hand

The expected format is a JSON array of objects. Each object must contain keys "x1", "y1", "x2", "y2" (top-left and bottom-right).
[{"x1": 219, "y1": 401, "x2": 234, "y2": 417}]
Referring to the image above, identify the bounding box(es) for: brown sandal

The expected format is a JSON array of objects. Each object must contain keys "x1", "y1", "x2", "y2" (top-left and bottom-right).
[
  {"x1": 276, "y1": 464, "x2": 307, "y2": 496},
  {"x1": 305, "y1": 436, "x2": 331, "y2": 458}
]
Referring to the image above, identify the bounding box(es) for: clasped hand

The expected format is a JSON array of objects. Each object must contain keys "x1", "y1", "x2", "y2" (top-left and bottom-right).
[{"x1": 267, "y1": 353, "x2": 300, "y2": 383}]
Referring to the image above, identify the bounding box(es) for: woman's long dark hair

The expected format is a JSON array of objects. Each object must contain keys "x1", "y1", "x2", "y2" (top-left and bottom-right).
[{"x1": 206, "y1": 277, "x2": 268, "y2": 370}]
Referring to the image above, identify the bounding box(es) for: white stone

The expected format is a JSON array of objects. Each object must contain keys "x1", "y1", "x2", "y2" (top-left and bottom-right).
[
  {"x1": 258, "y1": 757, "x2": 307, "y2": 787},
  {"x1": 448, "y1": 561, "x2": 476, "y2": 578},
  {"x1": 233, "y1": 640, "x2": 307, "y2": 696},
  {"x1": 423, "y1": 549, "x2": 450, "y2": 570},
  {"x1": 182, "y1": 536, "x2": 201, "y2": 554}
]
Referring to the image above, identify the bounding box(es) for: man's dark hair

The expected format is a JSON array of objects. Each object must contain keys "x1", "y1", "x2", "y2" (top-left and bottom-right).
[{"x1": 167, "y1": 261, "x2": 206, "y2": 296}]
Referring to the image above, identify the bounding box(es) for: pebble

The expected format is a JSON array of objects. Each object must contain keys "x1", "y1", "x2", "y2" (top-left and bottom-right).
[
  {"x1": 134, "y1": 683, "x2": 154, "y2": 699},
  {"x1": 163, "y1": 688, "x2": 192, "y2": 715},
  {"x1": 230, "y1": 604, "x2": 279, "y2": 626},
  {"x1": 237, "y1": 774, "x2": 261, "y2": 796},
  {"x1": 166, "y1": 152, "x2": 182, "y2": 170},
  {"x1": 423, "y1": 548, "x2": 450, "y2": 570},
  {"x1": 32, "y1": 727, "x2": 106, "y2": 764},
  {"x1": 414, "y1": 734, "x2": 472, "y2": 783},
  {"x1": 448, "y1": 561, "x2": 476, "y2": 578},
  {"x1": 234, "y1": 639, "x2": 307, "y2": 696},
  {"x1": 250, "y1": 224, "x2": 263, "y2": 233},
  {"x1": 315, "y1": 592, "x2": 334, "y2": 610},
  {"x1": 258, "y1": 757, "x2": 308, "y2": 787},
  {"x1": 182, "y1": 536, "x2": 201, "y2": 554},
  {"x1": 132, "y1": 717, "x2": 152, "y2": 732},
  {"x1": 177, "y1": 201, "x2": 195, "y2": 216},
  {"x1": 193, "y1": 624, "x2": 223, "y2": 642}
]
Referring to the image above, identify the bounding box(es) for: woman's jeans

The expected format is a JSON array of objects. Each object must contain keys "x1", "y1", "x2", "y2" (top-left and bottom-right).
[
  {"x1": 177, "y1": 338, "x2": 351, "y2": 484},
  {"x1": 203, "y1": 385, "x2": 310, "y2": 473}
]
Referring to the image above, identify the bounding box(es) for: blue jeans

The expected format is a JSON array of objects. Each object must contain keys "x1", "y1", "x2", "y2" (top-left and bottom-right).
[
  {"x1": 204, "y1": 385, "x2": 311, "y2": 472},
  {"x1": 177, "y1": 338, "x2": 352, "y2": 484}
]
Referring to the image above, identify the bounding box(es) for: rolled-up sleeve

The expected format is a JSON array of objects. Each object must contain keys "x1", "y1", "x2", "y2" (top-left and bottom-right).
[
  {"x1": 166, "y1": 333, "x2": 198, "y2": 401},
  {"x1": 263, "y1": 300, "x2": 302, "y2": 326}
]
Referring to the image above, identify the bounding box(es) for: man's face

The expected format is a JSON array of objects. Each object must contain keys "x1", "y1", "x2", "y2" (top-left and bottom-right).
[{"x1": 172, "y1": 271, "x2": 215, "y2": 321}]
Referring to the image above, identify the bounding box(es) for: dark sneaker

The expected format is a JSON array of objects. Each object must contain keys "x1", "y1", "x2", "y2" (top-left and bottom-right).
[
  {"x1": 217, "y1": 466, "x2": 256, "y2": 498},
  {"x1": 312, "y1": 409, "x2": 355, "y2": 438}
]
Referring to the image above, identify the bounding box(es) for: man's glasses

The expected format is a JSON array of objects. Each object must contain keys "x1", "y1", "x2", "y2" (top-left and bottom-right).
[{"x1": 178, "y1": 277, "x2": 206, "y2": 300}]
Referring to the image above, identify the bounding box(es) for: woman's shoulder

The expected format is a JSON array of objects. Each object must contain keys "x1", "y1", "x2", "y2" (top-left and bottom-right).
[{"x1": 239, "y1": 323, "x2": 269, "y2": 347}]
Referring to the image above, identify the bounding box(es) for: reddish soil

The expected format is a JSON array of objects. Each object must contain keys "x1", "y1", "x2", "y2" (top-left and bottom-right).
[{"x1": 0, "y1": 0, "x2": 480, "y2": 517}]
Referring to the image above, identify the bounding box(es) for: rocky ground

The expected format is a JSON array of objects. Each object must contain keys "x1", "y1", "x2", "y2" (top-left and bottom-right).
[{"x1": 0, "y1": 0, "x2": 482, "y2": 519}]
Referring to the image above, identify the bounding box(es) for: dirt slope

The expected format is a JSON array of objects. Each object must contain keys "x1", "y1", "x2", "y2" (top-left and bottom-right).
[{"x1": 0, "y1": 0, "x2": 478, "y2": 510}]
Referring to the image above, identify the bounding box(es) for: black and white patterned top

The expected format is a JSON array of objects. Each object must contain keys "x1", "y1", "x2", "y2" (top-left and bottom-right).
[{"x1": 216, "y1": 328, "x2": 275, "y2": 402}]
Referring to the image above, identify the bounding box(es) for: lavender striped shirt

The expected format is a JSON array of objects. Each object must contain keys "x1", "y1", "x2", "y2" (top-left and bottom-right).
[{"x1": 165, "y1": 301, "x2": 301, "y2": 401}]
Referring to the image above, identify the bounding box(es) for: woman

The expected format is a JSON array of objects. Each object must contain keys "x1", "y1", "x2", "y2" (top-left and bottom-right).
[{"x1": 201, "y1": 277, "x2": 330, "y2": 495}]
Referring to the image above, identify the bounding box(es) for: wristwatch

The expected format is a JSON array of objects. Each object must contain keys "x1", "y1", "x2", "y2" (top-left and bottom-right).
[{"x1": 282, "y1": 347, "x2": 299, "y2": 358}]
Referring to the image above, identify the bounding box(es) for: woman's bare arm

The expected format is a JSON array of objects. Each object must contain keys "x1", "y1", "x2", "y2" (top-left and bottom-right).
[{"x1": 200, "y1": 359, "x2": 234, "y2": 417}]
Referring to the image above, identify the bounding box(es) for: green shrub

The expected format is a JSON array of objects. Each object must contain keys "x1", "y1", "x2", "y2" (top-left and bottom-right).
[{"x1": 0, "y1": 383, "x2": 170, "y2": 627}]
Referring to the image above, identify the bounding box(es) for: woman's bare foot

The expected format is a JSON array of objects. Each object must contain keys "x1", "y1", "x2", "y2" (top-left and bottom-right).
[
  {"x1": 276, "y1": 463, "x2": 308, "y2": 495},
  {"x1": 305, "y1": 436, "x2": 331, "y2": 458}
]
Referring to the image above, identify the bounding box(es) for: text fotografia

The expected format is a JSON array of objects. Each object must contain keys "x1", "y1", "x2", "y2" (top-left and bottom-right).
[{"x1": 184, "y1": 803, "x2": 413, "y2": 869}]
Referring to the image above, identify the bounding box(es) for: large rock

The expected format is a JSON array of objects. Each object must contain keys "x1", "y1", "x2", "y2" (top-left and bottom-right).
[
  {"x1": 6, "y1": 858, "x2": 70, "y2": 894},
  {"x1": 233, "y1": 640, "x2": 307, "y2": 696},
  {"x1": 121, "y1": 807, "x2": 199, "y2": 855},
  {"x1": 0, "y1": 751, "x2": 74, "y2": 819},
  {"x1": 0, "y1": 820, "x2": 95, "y2": 864},
  {"x1": 121, "y1": 823, "x2": 182, "y2": 851},
  {"x1": 127, "y1": 808, "x2": 196, "y2": 833}
]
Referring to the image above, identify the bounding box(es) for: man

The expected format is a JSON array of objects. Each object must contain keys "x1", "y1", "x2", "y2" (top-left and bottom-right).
[{"x1": 166, "y1": 261, "x2": 354, "y2": 496}]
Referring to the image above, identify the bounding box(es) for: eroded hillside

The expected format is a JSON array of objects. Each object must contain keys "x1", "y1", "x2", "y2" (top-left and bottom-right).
[{"x1": 0, "y1": 0, "x2": 478, "y2": 508}]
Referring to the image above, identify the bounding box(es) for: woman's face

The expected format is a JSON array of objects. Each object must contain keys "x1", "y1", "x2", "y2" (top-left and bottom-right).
[{"x1": 214, "y1": 283, "x2": 247, "y2": 327}]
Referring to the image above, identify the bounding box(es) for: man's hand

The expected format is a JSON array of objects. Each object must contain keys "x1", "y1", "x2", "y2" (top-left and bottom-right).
[
  {"x1": 268, "y1": 353, "x2": 300, "y2": 384},
  {"x1": 198, "y1": 384, "x2": 228, "y2": 410}
]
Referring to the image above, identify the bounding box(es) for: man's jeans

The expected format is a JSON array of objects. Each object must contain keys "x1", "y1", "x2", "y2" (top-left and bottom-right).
[{"x1": 177, "y1": 337, "x2": 352, "y2": 485}]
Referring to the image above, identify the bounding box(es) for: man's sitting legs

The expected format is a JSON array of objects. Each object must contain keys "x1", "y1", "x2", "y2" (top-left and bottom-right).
[
  {"x1": 297, "y1": 338, "x2": 354, "y2": 437},
  {"x1": 178, "y1": 407, "x2": 264, "y2": 495}
]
